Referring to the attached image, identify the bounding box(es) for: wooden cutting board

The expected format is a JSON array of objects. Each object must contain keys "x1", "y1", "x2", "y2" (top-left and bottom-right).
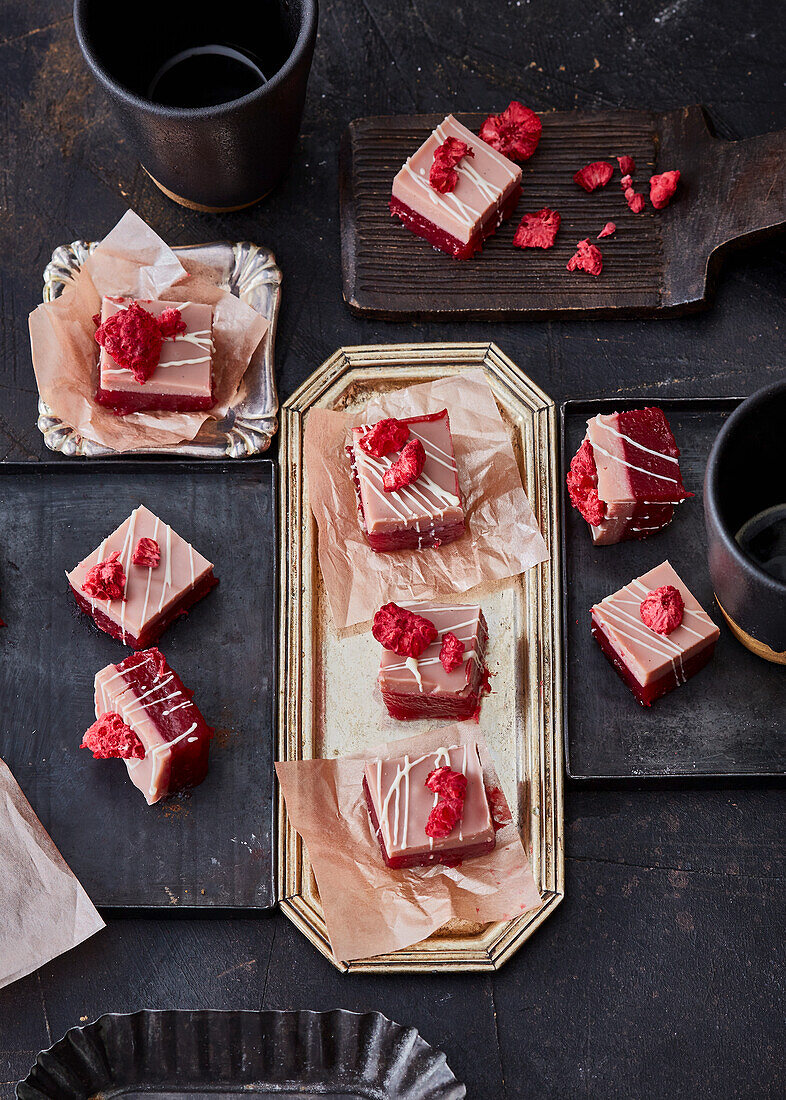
[{"x1": 339, "y1": 105, "x2": 785, "y2": 319}]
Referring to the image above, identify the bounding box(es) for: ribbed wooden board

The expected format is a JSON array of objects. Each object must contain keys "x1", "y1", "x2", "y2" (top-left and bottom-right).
[{"x1": 339, "y1": 107, "x2": 786, "y2": 319}]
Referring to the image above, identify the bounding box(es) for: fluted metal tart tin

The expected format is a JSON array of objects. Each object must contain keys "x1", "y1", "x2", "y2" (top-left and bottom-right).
[
  {"x1": 704, "y1": 379, "x2": 786, "y2": 663},
  {"x1": 278, "y1": 342, "x2": 565, "y2": 972},
  {"x1": 16, "y1": 1008, "x2": 465, "y2": 1098},
  {"x1": 37, "y1": 238, "x2": 281, "y2": 457}
]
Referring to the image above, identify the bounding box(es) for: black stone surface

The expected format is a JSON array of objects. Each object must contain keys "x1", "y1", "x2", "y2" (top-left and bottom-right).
[{"x1": 0, "y1": 1, "x2": 784, "y2": 1098}]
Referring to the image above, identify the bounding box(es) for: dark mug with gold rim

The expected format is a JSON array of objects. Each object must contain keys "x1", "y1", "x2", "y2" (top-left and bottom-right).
[
  {"x1": 74, "y1": 0, "x2": 318, "y2": 212},
  {"x1": 704, "y1": 379, "x2": 786, "y2": 664}
]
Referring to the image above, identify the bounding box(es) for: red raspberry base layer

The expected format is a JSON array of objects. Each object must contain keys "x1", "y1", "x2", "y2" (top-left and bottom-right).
[
  {"x1": 591, "y1": 612, "x2": 716, "y2": 707},
  {"x1": 389, "y1": 183, "x2": 522, "y2": 260},
  {"x1": 70, "y1": 570, "x2": 218, "y2": 650},
  {"x1": 95, "y1": 388, "x2": 215, "y2": 416}
]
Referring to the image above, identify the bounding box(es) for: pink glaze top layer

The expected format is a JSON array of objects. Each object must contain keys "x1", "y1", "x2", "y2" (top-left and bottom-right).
[
  {"x1": 585, "y1": 408, "x2": 689, "y2": 544},
  {"x1": 364, "y1": 742, "x2": 493, "y2": 863},
  {"x1": 98, "y1": 297, "x2": 214, "y2": 399},
  {"x1": 66, "y1": 505, "x2": 214, "y2": 646},
  {"x1": 391, "y1": 115, "x2": 522, "y2": 245},
  {"x1": 378, "y1": 602, "x2": 484, "y2": 698},
  {"x1": 592, "y1": 561, "x2": 720, "y2": 688},
  {"x1": 351, "y1": 411, "x2": 464, "y2": 540},
  {"x1": 94, "y1": 648, "x2": 211, "y2": 804}
]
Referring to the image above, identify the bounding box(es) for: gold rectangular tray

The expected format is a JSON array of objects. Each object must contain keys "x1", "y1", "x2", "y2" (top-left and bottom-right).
[{"x1": 277, "y1": 342, "x2": 564, "y2": 972}]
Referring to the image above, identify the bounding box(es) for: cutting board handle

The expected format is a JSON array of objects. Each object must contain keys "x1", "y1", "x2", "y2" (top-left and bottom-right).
[{"x1": 710, "y1": 126, "x2": 786, "y2": 247}]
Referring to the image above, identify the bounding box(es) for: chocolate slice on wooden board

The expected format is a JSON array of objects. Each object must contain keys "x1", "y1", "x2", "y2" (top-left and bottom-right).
[{"x1": 340, "y1": 106, "x2": 785, "y2": 319}]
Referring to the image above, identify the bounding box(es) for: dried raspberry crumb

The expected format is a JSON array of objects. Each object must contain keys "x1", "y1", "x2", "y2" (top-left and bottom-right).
[
  {"x1": 382, "y1": 438, "x2": 426, "y2": 492},
  {"x1": 479, "y1": 101, "x2": 542, "y2": 161},
  {"x1": 132, "y1": 537, "x2": 161, "y2": 568},
  {"x1": 82, "y1": 712, "x2": 144, "y2": 760},
  {"x1": 92, "y1": 312, "x2": 101, "y2": 327},
  {"x1": 617, "y1": 155, "x2": 636, "y2": 175},
  {"x1": 372, "y1": 603, "x2": 438, "y2": 658},
  {"x1": 597, "y1": 222, "x2": 616, "y2": 239},
  {"x1": 358, "y1": 417, "x2": 410, "y2": 458},
  {"x1": 429, "y1": 137, "x2": 473, "y2": 194},
  {"x1": 94, "y1": 301, "x2": 163, "y2": 385},
  {"x1": 81, "y1": 551, "x2": 126, "y2": 601},
  {"x1": 625, "y1": 189, "x2": 646, "y2": 213},
  {"x1": 439, "y1": 632, "x2": 466, "y2": 672},
  {"x1": 486, "y1": 785, "x2": 512, "y2": 832},
  {"x1": 566, "y1": 439, "x2": 606, "y2": 525},
  {"x1": 567, "y1": 239, "x2": 603, "y2": 276},
  {"x1": 650, "y1": 170, "x2": 680, "y2": 209},
  {"x1": 148, "y1": 647, "x2": 169, "y2": 678},
  {"x1": 157, "y1": 307, "x2": 186, "y2": 338},
  {"x1": 426, "y1": 766, "x2": 468, "y2": 802},
  {"x1": 574, "y1": 161, "x2": 614, "y2": 192},
  {"x1": 425, "y1": 798, "x2": 462, "y2": 839},
  {"x1": 513, "y1": 207, "x2": 561, "y2": 250},
  {"x1": 640, "y1": 585, "x2": 684, "y2": 634}
]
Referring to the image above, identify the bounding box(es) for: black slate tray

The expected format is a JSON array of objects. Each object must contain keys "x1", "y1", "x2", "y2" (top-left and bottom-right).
[
  {"x1": 561, "y1": 398, "x2": 786, "y2": 783},
  {"x1": 0, "y1": 459, "x2": 276, "y2": 911},
  {"x1": 16, "y1": 1009, "x2": 466, "y2": 1098}
]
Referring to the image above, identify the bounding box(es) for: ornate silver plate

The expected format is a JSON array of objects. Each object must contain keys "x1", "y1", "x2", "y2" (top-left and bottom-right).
[{"x1": 37, "y1": 239, "x2": 281, "y2": 457}]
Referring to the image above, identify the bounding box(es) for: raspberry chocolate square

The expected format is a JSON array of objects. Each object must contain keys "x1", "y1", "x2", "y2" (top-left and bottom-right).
[
  {"x1": 591, "y1": 561, "x2": 720, "y2": 707},
  {"x1": 349, "y1": 411, "x2": 466, "y2": 552},
  {"x1": 567, "y1": 407, "x2": 691, "y2": 545},
  {"x1": 377, "y1": 602, "x2": 489, "y2": 721},
  {"x1": 95, "y1": 296, "x2": 214, "y2": 415},
  {"x1": 390, "y1": 114, "x2": 522, "y2": 259},
  {"x1": 87, "y1": 648, "x2": 212, "y2": 804},
  {"x1": 363, "y1": 742, "x2": 495, "y2": 869},
  {"x1": 67, "y1": 505, "x2": 217, "y2": 649}
]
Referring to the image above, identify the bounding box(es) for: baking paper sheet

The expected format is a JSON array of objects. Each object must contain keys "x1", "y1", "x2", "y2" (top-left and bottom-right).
[
  {"x1": 304, "y1": 370, "x2": 549, "y2": 628},
  {"x1": 0, "y1": 758, "x2": 104, "y2": 990},
  {"x1": 276, "y1": 725, "x2": 541, "y2": 963}
]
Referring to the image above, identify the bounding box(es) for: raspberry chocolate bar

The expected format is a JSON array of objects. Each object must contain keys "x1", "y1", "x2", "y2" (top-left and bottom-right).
[
  {"x1": 67, "y1": 505, "x2": 217, "y2": 649},
  {"x1": 390, "y1": 114, "x2": 522, "y2": 259},
  {"x1": 374, "y1": 602, "x2": 489, "y2": 721},
  {"x1": 591, "y1": 561, "x2": 720, "y2": 707},
  {"x1": 363, "y1": 742, "x2": 495, "y2": 869},
  {"x1": 567, "y1": 407, "x2": 691, "y2": 545},
  {"x1": 95, "y1": 296, "x2": 214, "y2": 415},
  {"x1": 83, "y1": 648, "x2": 212, "y2": 804},
  {"x1": 349, "y1": 411, "x2": 466, "y2": 552}
]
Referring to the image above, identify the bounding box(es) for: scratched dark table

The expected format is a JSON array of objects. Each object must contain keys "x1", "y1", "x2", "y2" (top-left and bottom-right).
[{"x1": 1, "y1": 2, "x2": 784, "y2": 1097}]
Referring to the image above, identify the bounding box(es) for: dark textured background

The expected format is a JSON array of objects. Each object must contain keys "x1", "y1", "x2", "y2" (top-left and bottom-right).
[{"x1": 1, "y1": 1, "x2": 784, "y2": 1096}]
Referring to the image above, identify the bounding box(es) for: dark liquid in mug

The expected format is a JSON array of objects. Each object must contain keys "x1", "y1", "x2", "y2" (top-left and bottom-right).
[
  {"x1": 736, "y1": 504, "x2": 786, "y2": 582},
  {"x1": 148, "y1": 45, "x2": 268, "y2": 108}
]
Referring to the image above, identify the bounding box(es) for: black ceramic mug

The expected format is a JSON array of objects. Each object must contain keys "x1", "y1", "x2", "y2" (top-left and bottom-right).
[
  {"x1": 704, "y1": 379, "x2": 786, "y2": 664},
  {"x1": 74, "y1": 0, "x2": 318, "y2": 211}
]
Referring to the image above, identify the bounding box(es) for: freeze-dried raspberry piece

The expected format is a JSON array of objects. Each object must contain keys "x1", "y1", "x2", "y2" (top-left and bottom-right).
[
  {"x1": 81, "y1": 551, "x2": 126, "y2": 601},
  {"x1": 598, "y1": 222, "x2": 616, "y2": 239},
  {"x1": 92, "y1": 312, "x2": 101, "y2": 327},
  {"x1": 617, "y1": 154, "x2": 635, "y2": 175},
  {"x1": 479, "y1": 100, "x2": 542, "y2": 161},
  {"x1": 640, "y1": 585, "x2": 684, "y2": 634},
  {"x1": 383, "y1": 438, "x2": 426, "y2": 492},
  {"x1": 620, "y1": 174, "x2": 633, "y2": 190},
  {"x1": 157, "y1": 307, "x2": 186, "y2": 338},
  {"x1": 567, "y1": 239, "x2": 603, "y2": 276},
  {"x1": 426, "y1": 766, "x2": 468, "y2": 802},
  {"x1": 566, "y1": 439, "x2": 606, "y2": 525},
  {"x1": 574, "y1": 161, "x2": 614, "y2": 192},
  {"x1": 82, "y1": 712, "x2": 145, "y2": 760},
  {"x1": 358, "y1": 417, "x2": 410, "y2": 458},
  {"x1": 132, "y1": 537, "x2": 161, "y2": 568},
  {"x1": 625, "y1": 190, "x2": 645, "y2": 213},
  {"x1": 485, "y1": 785, "x2": 512, "y2": 832},
  {"x1": 372, "y1": 603, "x2": 438, "y2": 658},
  {"x1": 650, "y1": 170, "x2": 680, "y2": 209},
  {"x1": 94, "y1": 301, "x2": 163, "y2": 385},
  {"x1": 425, "y1": 798, "x2": 462, "y2": 839},
  {"x1": 513, "y1": 207, "x2": 561, "y2": 249},
  {"x1": 429, "y1": 137, "x2": 474, "y2": 194},
  {"x1": 149, "y1": 647, "x2": 168, "y2": 678},
  {"x1": 439, "y1": 631, "x2": 466, "y2": 672}
]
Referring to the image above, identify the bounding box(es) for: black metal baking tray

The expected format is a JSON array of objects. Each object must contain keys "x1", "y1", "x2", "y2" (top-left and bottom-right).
[
  {"x1": 0, "y1": 459, "x2": 276, "y2": 911},
  {"x1": 15, "y1": 1009, "x2": 466, "y2": 1099},
  {"x1": 561, "y1": 398, "x2": 786, "y2": 783}
]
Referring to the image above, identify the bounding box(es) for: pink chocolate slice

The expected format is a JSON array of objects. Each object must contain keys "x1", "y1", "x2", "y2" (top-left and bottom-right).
[{"x1": 93, "y1": 648, "x2": 212, "y2": 803}]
